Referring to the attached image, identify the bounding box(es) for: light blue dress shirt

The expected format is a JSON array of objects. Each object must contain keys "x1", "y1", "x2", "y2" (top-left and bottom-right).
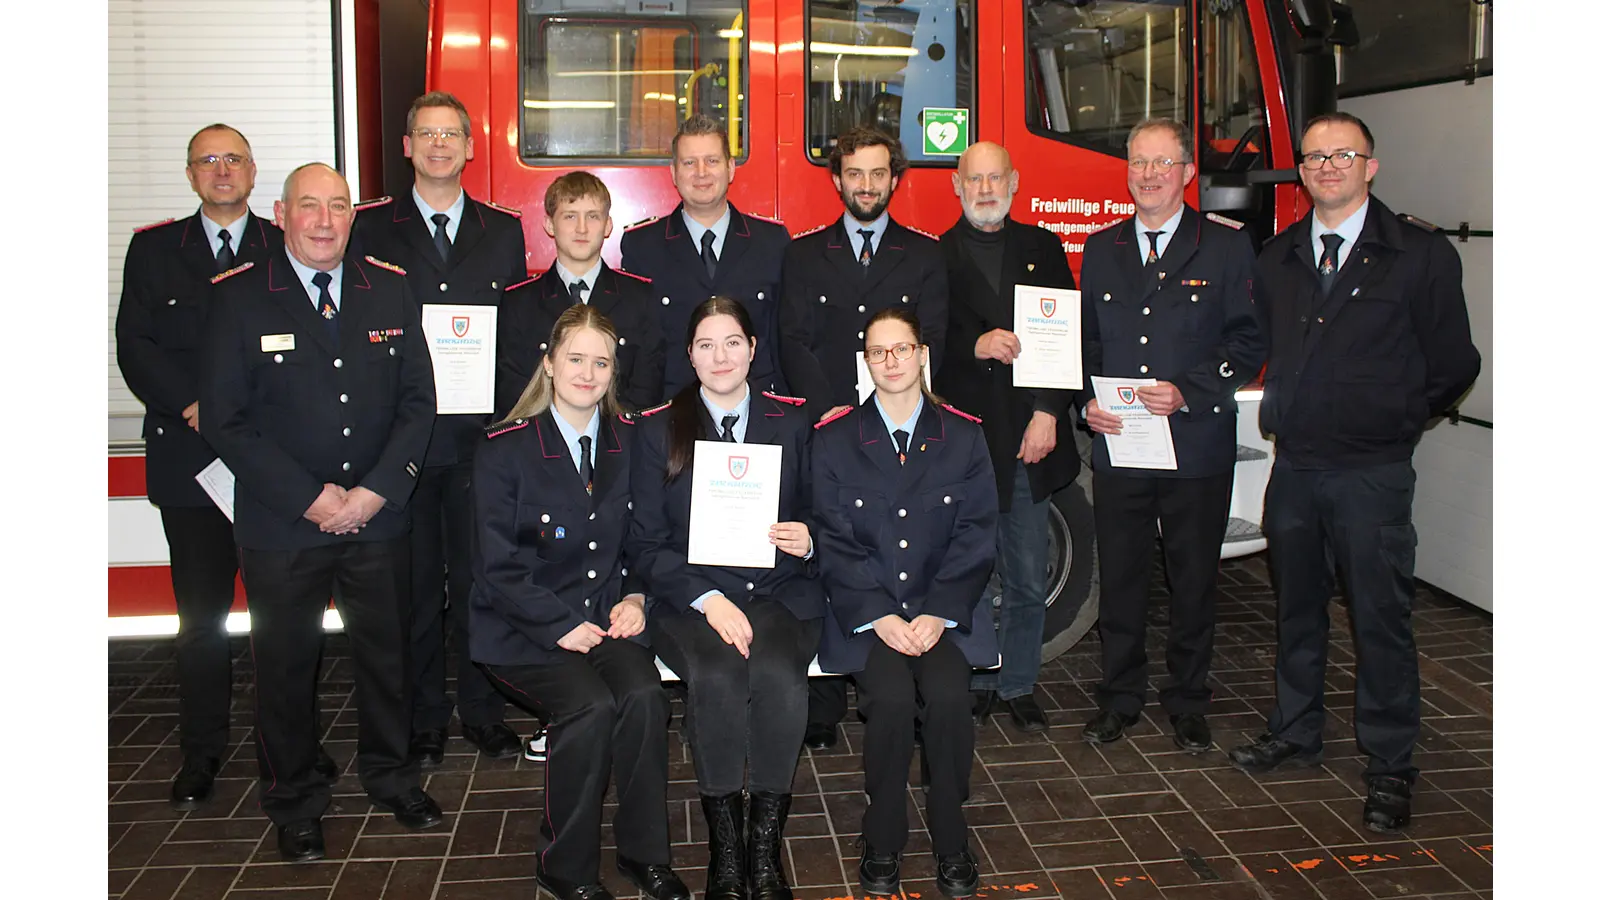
[
  {"x1": 845, "y1": 211, "x2": 889, "y2": 262},
  {"x1": 549, "y1": 407, "x2": 601, "y2": 477},
  {"x1": 555, "y1": 260, "x2": 602, "y2": 305},
  {"x1": 199, "y1": 210, "x2": 249, "y2": 260},
  {"x1": 1135, "y1": 207, "x2": 1184, "y2": 265},
  {"x1": 412, "y1": 186, "x2": 466, "y2": 244},
  {"x1": 1310, "y1": 196, "x2": 1370, "y2": 272},
  {"x1": 681, "y1": 207, "x2": 732, "y2": 260},
  {"x1": 286, "y1": 254, "x2": 343, "y2": 312}
]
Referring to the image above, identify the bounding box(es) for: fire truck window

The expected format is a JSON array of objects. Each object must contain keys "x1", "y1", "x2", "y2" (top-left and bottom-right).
[
  {"x1": 805, "y1": 0, "x2": 975, "y2": 166},
  {"x1": 520, "y1": 1, "x2": 749, "y2": 161},
  {"x1": 1023, "y1": 0, "x2": 1189, "y2": 158},
  {"x1": 1199, "y1": 1, "x2": 1268, "y2": 176}
]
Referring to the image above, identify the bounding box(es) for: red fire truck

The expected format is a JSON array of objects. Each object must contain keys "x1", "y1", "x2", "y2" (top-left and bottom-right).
[{"x1": 421, "y1": 0, "x2": 1354, "y2": 655}]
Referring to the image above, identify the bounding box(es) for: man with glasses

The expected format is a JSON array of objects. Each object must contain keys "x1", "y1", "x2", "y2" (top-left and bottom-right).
[
  {"x1": 1078, "y1": 118, "x2": 1264, "y2": 754},
  {"x1": 354, "y1": 92, "x2": 530, "y2": 769},
  {"x1": 936, "y1": 141, "x2": 1078, "y2": 733},
  {"x1": 116, "y1": 123, "x2": 290, "y2": 810},
  {"x1": 1227, "y1": 113, "x2": 1479, "y2": 834}
]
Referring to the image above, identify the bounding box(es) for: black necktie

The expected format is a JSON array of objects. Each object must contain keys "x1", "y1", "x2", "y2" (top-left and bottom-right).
[
  {"x1": 215, "y1": 228, "x2": 235, "y2": 272},
  {"x1": 431, "y1": 213, "x2": 451, "y2": 265},
  {"x1": 858, "y1": 229, "x2": 874, "y2": 267},
  {"x1": 578, "y1": 435, "x2": 593, "y2": 494},
  {"x1": 569, "y1": 279, "x2": 587, "y2": 305},
  {"x1": 1318, "y1": 233, "x2": 1345, "y2": 296},
  {"x1": 700, "y1": 230, "x2": 718, "y2": 280},
  {"x1": 892, "y1": 428, "x2": 910, "y2": 466},
  {"x1": 1144, "y1": 230, "x2": 1162, "y2": 265},
  {"x1": 312, "y1": 271, "x2": 338, "y2": 342},
  {"x1": 720, "y1": 414, "x2": 739, "y2": 442}
]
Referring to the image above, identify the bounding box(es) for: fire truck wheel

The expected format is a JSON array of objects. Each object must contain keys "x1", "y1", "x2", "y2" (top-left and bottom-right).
[{"x1": 1039, "y1": 478, "x2": 1098, "y2": 662}]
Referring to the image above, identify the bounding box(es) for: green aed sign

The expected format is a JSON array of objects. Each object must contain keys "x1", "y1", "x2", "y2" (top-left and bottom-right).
[{"x1": 921, "y1": 107, "x2": 969, "y2": 156}]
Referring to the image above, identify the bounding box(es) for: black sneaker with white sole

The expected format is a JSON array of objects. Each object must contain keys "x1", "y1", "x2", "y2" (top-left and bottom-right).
[{"x1": 523, "y1": 727, "x2": 548, "y2": 762}]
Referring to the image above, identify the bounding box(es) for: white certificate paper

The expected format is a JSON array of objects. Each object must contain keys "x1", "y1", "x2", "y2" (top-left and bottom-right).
[
  {"x1": 1091, "y1": 376, "x2": 1178, "y2": 471},
  {"x1": 855, "y1": 349, "x2": 933, "y2": 404},
  {"x1": 195, "y1": 457, "x2": 236, "y2": 523},
  {"x1": 1012, "y1": 285, "x2": 1083, "y2": 390},
  {"x1": 421, "y1": 304, "x2": 497, "y2": 415},
  {"x1": 687, "y1": 440, "x2": 783, "y2": 568}
]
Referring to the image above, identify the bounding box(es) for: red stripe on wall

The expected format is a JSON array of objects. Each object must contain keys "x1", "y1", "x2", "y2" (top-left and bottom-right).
[
  {"x1": 108, "y1": 565, "x2": 247, "y2": 618},
  {"x1": 109, "y1": 456, "x2": 148, "y2": 498}
]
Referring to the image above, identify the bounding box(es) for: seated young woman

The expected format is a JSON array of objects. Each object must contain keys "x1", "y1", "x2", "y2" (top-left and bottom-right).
[
  {"x1": 630, "y1": 296, "x2": 823, "y2": 900},
  {"x1": 468, "y1": 304, "x2": 687, "y2": 900},
  {"x1": 810, "y1": 308, "x2": 1000, "y2": 899}
]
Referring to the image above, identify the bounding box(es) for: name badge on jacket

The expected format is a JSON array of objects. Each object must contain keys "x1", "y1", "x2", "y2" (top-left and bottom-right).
[{"x1": 260, "y1": 334, "x2": 295, "y2": 352}]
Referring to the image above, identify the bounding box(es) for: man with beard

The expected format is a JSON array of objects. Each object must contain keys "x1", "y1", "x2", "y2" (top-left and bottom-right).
[
  {"x1": 1227, "y1": 113, "x2": 1479, "y2": 833},
  {"x1": 1078, "y1": 118, "x2": 1264, "y2": 755},
  {"x1": 779, "y1": 125, "x2": 949, "y2": 749},
  {"x1": 937, "y1": 142, "x2": 1078, "y2": 733},
  {"x1": 621, "y1": 115, "x2": 791, "y2": 397},
  {"x1": 354, "y1": 91, "x2": 529, "y2": 769}
]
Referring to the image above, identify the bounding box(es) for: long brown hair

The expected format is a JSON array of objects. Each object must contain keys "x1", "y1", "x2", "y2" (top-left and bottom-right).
[
  {"x1": 864, "y1": 307, "x2": 944, "y2": 406},
  {"x1": 495, "y1": 305, "x2": 621, "y2": 426},
  {"x1": 664, "y1": 296, "x2": 758, "y2": 481}
]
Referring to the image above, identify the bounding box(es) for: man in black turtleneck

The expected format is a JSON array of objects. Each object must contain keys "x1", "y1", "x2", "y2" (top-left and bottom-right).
[{"x1": 936, "y1": 142, "x2": 1080, "y2": 733}]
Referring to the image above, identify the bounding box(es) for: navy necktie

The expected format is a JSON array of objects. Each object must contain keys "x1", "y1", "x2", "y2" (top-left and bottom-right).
[
  {"x1": 312, "y1": 271, "x2": 338, "y2": 343},
  {"x1": 431, "y1": 213, "x2": 451, "y2": 265},
  {"x1": 858, "y1": 228, "x2": 874, "y2": 268},
  {"x1": 578, "y1": 435, "x2": 594, "y2": 494},
  {"x1": 569, "y1": 279, "x2": 587, "y2": 305},
  {"x1": 1318, "y1": 233, "x2": 1345, "y2": 296},
  {"x1": 892, "y1": 428, "x2": 909, "y2": 465},
  {"x1": 1144, "y1": 230, "x2": 1162, "y2": 265},
  {"x1": 701, "y1": 230, "x2": 718, "y2": 280},
  {"x1": 720, "y1": 414, "x2": 739, "y2": 442},
  {"x1": 216, "y1": 228, "x2": 235, "y2": 272}
]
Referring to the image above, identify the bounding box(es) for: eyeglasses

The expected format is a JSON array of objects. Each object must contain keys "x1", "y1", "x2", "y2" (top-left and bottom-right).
[
  {"x1": 412, "y1": 127, "x2": 466, "y2": 142},
  {"x1": 189, "y1": 154, "x2": 250, "y2": 170},
  {"x1": 864, "y1": 343, "x2": 919, "y2": 364},
  {"x1": 1300, "y1": 150, "x2": 1371, "y2": 170},
  {"x1": 1128, "y1": 157, "x2": 1181, "y2": 174}
]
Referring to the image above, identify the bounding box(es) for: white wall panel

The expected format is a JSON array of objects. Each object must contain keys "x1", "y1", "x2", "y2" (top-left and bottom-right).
[
  {"x1": 1412, "y1": 422, "x2": 1493, "y2": 611},
  {"x1": 108, "y1": 0, "x2": 339, "y2": 430}
]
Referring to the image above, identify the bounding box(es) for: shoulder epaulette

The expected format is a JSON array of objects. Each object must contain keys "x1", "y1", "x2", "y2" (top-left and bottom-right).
[
  {"x1": 791, "y1": 223, "x2": 828, "y2": 240},
  {"x1": 484, "y1": 200, "x2": 522, "y2": 219},
  {"x1": 209, "y1": 261, "x2": 255, "y2": 284},
  {"x1": 133, "y1": 217, "x2": 176, "y2": 233},
  {"x1": 485, "y1": 418, "x2": 530, "y2": 439},
  {"x1": 1205, "y1": 212, "x2": 1245, "y2": 231},
  {"x1": 354, "y1": 196, "x2": 392, "y2": 211},
  {"x1": 1399, "y1": 214, "x2": 1439, "y2": 232},
  {"x1": 614, "y1": 268, "x2": 653, "y2": 284},
  {"x1": 624, "y1": 214, "x2": 662, "y2": 231},
  {"x1": 1089, "y1": 217, "x2": 1127, "y2": 236},
  {"x1": 746, "y1": 211, "x2": 785, "y2": 226},
  {"x1": 762, "y1": 391, "x2": 807, "y2": 407},
  {"x1": 638, "y1": 400, "x2": 673, "y2": 418},
  {"x1": 940, "y1": 402, "x2": 983, "y2": 425},
  {"x1": 813, "y1": 406, "x2": 854, "y2": 430},
  {"x1": 901, "y1": 223, "x2": 940, "y2": 242},
  {"x1": 617, "y1": 412, "x2": 638, "y2": 425},
  {"x1": 364, "y1": 255, "x2": 407, "y2": 276},
  {"x1": 505, "y1": 273, "x2": 542, "y2": 291}
]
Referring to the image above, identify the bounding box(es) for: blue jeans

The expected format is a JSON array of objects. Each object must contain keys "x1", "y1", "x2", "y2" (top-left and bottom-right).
[{"x1": 970, "y1": 464, "x2": 1051, "y2": 700}]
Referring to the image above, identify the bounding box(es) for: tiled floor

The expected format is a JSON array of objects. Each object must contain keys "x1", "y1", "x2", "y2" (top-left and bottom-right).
[{"x1": 109, "y1": 556, "x2": 1493, "y2": 899}]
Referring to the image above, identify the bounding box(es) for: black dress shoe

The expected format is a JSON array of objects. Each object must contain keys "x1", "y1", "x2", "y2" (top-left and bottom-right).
[
  {"x1": 1226, "y1": 733, "x2": 1323, "y2": 775},
  {"x1": 169, "y1": 756, "x2": 219, "y2": 810},
  {"x1": 537, "y1": 861, "x2": 616, "y2": 900},
  {"x1": 314, "y1": 748, "x2": 340, "y2": 784},
  {"x1": 411, "y1": 728, "x2": 447, "y2": 769},
  {"x1": 1082, "y1": 709, "x2": 1139, "y2": 744},
  {"x1": 935, "y1": 847, "x2": 980, "y2": 898},
  {"x1": 276, "y1": 819, "x2": 326, "y2": 863},
  {"x1": 858, "y1": 845, "x2": 901, "y2": 896},
  {"x1": 1363, "y1": 775, "x2": 1413, "y2": 833},
  {"x1": 370, "y1": 787, "x2": 444, "y2": 829},
  {"x1": 617, "y1": 856, "x2": 690, "y2": 900},
  {"x1": 1169, "y1": 713, "x2": 1213, "y2": 753},
  {"x1": 971, "y1": 690, "x2": 996, "y2": 726},
  {"x1": 462, "y1": 722, "x2": 522, "y2": 760},
  {"x1": 802, "y1": 721, "x2": 837, "y2": 750},
  {"x1": 1004, "y1": 694, "x2": 1050, "y2": 733}
]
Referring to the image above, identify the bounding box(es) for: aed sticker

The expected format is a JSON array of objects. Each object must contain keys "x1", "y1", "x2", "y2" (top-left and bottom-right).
[{"x1": 921, "y1": 107, "x2": 969, "y2": 156}]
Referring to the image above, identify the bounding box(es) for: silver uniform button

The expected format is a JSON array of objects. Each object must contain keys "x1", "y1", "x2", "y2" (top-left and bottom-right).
[
  {"x1": 155, "y1": 426, "x2": 164, "y2": 435},
  {"x1": 901, "y1": 295, "x2": 909, "y2": 303},
  {"x1": 819, "y1": 295, "x2": 826, "y2": 303},
  {"x1": 515, "y1": 418, "x2": 525, "y2": 424},
  {"x1": 627, "y1": 501, "x2": 633, "y2": 510},
  {"x1": 943, "y1": 496, "x2": 952, "y2": 504},
  {"x1": 661, "y1": 297, "x2": 670, "y2": 305},
  {"x1": 587, "y1": 570, "x2": 597, "y2": 579},
  {"x1": 1191, "y1": 294, "x2": 1199, "y2": 302},
  {"x1": 621, "y1": 567, "x2": 627, "y2": 576},
  {"x1": 1213, "y1": 405, "x2": 1222, "y2": 413},
  {"x1": 1142, "y1": 307, "x2": 1151, "y2": 315},
  {"x1": 619, "y1": 337, "x2": 626, "y2": 346},
  {"x1": 491, "y1": 281, "x2": 498, "y2": 289},
  {"x1": 342, "y1": 427, "x2": 351, "y2": 437},
  {"x1": 589, "y1": 512, "x2": 597, "y2": 520},
  {"x1": 588, "y1": 541, "x2": 598, "y2": 550},
  {"x1": 1103, "y1": 292, "x2": 1111, "y2": 301},
  {"x1": 167, "y1": 298, "x2": 177, "y2": 306},
  {"x1": 541, "y1": 514, "x2": 551, "y2": 523},
  {"x1": 339, "y1": 393, "x2": 348, "y2": 403},
  {"x1": 1139, "y1": 365, "x2": 1149, "y2": 373},
  {"x1": 274, "y1": 354, "x2": 284, "y2": 363},
  {"x1": 898, "y1": 572, "x2": 908, "y2": 581},
  {"x1": 854, "y1": 499, "x2": 863, "y2": 508},
  {"x1": 746, "y1": 582, "x2": 755, "y2": 591},
  {"x1": 341, "y1": 462, "x2": 351, "y2": 472},
  {"x1": 757, "y1": 291, "x2": 764, "y2": 300},
  {"x1": 439, "y1": 282, "x2": 448, "y2": 292},
  {"x1": 897, "y1": 508, "x2": 907, "y2": 518},
  {"x1": 540, "y1": 342, "x2": 548, "y2": 351},
  {"x1": 584, "y1": 598, "x2": 591, "y2": 607},
  {"x1": 857, "y1": 304, "x2": 866, "y2": 313},
  {"x1": 1139, "y1": 336, "x2": 1148, "y2": 344},
  {"x1": 389, "y1": 347, "x2": 396, "y2": 356},
  {"x1": 857, "y1": 331, "x2": 864, "y2": 339},
  {"x1": 902, "y1": 602, "x2": 910, "y2": 610},
  {"x1": 899, "y1": 539, "x2": 908, "y2": 549},
  {"x1": 333, "y1": 358, "x2": 343, "y2": 368}
]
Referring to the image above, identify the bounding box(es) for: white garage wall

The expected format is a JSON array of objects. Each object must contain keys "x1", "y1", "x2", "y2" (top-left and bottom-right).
[{"x1": 107, "y1": 0, "x2": 342, "y2": 443}]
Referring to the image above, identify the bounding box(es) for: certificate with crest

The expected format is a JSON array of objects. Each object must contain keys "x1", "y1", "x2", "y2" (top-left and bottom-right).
[
  {"x1": 1011, "y1": 285, "x2": 1082, "y2": 390},
  {"x1": 421, "y1": 304, "x2": 497, "y2": 415},
  {"x1": 1090, "y1": 376, "x2": 1178, "y2": 470},
  {"x1": 687, "y1": 440, "x2": 784, "y2": 568}
]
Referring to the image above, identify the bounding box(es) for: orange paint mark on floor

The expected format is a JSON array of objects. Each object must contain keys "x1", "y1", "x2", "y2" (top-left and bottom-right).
[
  {"x1": 1347, "y1": 855, "x2": 1371, "y2": 864},
  {"x1": 1476, "y1": 844, "x2": 1493, "y2": 852},
  {"x1": 1291, "y1": 858, "x2": 1323, "y2": 871}
]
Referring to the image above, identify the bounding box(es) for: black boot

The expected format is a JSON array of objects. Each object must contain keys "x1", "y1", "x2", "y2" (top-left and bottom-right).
[
  {"x1": 701, "y1": 791, "x2": 749, "y2": 900},
  {"x1": 747, "y1": 791, "x2": 793, "y2": 900}
]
